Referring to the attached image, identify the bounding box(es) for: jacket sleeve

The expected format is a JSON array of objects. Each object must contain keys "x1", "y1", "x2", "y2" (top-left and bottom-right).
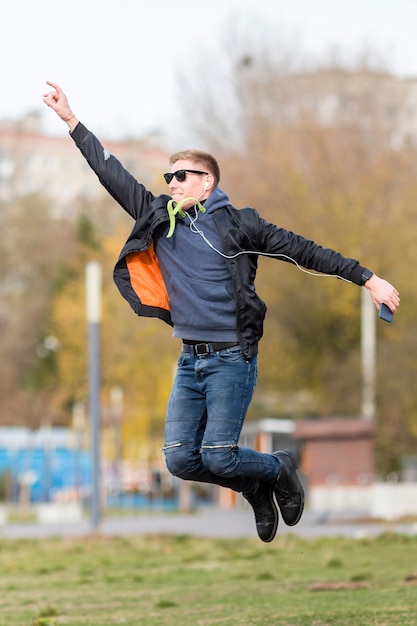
[
  {"x1": 70, "y1": 122, "x2": 155, "y2": 220},
  {"x1": 256, "y1": 214, "x2": 369, "y2": 285}
]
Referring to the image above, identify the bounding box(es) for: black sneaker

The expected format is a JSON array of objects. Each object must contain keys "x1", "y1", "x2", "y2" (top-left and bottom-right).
[
  {"x1": 272, "y1": 449, "x2": 304, "y2": 526},
  {"x1": 243, "y1": 481, "x2": 279, "y2": 543}
]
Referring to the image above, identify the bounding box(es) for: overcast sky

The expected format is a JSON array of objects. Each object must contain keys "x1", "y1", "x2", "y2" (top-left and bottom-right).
[{"x1": 2, "y1": 0, "x2": 417, "y2": 142}]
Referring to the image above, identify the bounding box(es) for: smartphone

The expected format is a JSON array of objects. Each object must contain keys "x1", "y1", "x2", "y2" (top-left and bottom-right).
[{"x1": 379, "y1": 303, "x2": 393, "y2": 323}]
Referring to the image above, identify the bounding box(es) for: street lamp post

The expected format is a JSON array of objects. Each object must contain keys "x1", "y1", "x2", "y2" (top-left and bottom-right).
[
  {"x1": 86, "y1": 261, "x2": 102, "y2": 530},
  {"x1": 361, "y1": 287, "x2": 376, "y2": 421}
]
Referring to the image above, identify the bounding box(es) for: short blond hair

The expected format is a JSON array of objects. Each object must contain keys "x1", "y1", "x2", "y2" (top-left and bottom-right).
[{"x1": 169, "y1": 149, "x2": 220, "y2": 187}]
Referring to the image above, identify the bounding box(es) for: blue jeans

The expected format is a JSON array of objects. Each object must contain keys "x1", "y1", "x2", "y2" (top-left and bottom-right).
[{"x1": 163, "y1": 346, "x2": 280, "y2": 494}]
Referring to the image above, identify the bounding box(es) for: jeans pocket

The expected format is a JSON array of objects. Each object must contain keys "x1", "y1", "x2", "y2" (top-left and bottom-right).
[
  {"x1": 218, "y1": 346, "x2": 245, "y2": 363},
  {"x1": 177, "y1": 353, "x2": 191, "y2": 367}
]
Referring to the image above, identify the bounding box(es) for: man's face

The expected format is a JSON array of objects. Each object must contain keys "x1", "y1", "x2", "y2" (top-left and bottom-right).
[{"x1": 166, "y1": 160, "x2": 212, "y2": 209}]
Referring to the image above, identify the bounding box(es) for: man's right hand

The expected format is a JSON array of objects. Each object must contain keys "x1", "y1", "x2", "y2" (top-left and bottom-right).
[{"x1": 43, "y1": 81, "x2": 79, "y2": 130}]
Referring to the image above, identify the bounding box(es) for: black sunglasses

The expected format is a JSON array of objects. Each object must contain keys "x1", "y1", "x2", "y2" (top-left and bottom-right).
[{"x1": 163, "y1": 169, "x2": 208, "y2": 184}]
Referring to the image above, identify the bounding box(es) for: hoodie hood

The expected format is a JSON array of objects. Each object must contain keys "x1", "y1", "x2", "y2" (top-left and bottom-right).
[{"x1": 203, "y1": 187, "x2": 230, "y2": 213}]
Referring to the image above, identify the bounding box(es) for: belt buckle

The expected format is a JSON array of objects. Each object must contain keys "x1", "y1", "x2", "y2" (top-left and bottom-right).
[{"x1": 194, "y1": 343, "x2": 210, "y2": 356}]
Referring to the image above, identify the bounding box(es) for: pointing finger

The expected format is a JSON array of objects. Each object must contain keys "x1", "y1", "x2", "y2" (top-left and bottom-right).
[{"x1": 45, "y1": 80, "x2": 61, "y2": 93}]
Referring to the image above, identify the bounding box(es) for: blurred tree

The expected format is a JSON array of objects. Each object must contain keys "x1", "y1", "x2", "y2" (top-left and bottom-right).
[
  {"x1": 43, "y1": 199, "x2": 177, "y2": 463},
  {"x1": 176, "y1": 25, "x2": 417, "y2": 474},
  {"x1": 0, "y1": 193, "x2": 75, "y2": 427},
  {"x1": 2, "y1": 23, "x2": 416, "y2": 476}
]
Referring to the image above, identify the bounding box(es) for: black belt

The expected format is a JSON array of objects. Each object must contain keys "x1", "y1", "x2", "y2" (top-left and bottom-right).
[{"x1": 182, "y1": 341, "x2": 240, "y2": 356}]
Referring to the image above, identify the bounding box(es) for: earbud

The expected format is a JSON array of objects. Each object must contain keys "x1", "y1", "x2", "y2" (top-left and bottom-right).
[{"x1": 204, "y1": 183, "x2": 209, "y2": 191}]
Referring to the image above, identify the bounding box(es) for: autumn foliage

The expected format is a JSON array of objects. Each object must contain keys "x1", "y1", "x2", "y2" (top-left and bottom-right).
[{"x1": 1, "y1": 59, "x2": 417, "y2": 476}]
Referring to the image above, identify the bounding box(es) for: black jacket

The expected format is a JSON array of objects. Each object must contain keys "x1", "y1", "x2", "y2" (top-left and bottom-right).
[{"x1": 71, "y1": 123, "x2": 368, "y2": 359}]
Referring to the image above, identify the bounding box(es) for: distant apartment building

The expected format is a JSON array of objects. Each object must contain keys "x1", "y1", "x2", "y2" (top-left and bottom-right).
[
  {"x1": 0, "y1": 112, "x2": 169, "y2": 217},
  {"x1": 272, "y1": 69, "x2": 417, "y2": 148},
  {"x1": 2, "y1": 70, "x2": 417, "y2": 216}
]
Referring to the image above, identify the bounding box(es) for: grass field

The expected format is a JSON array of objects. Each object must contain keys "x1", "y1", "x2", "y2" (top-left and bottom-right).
[{"x1": 1, "y1": 530, "x2": 417, "y2": 625}]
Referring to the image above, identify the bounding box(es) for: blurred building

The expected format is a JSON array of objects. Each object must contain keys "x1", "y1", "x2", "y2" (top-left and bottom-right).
[
  {"x1": 2, "y1": 70, "x2": 416, "y2": 217},
  {"x1": 250, "y1": 68, "x2": 417, "y2": 149},
  {"x1": 0, "y1": 112, "x2": 169, "y2": 217},
  {"x1": 241, "y1": 417, "x2": 375, "y2": 489},
  {"x1": 0, "y1": 426, "x2": 91, "y2": 504}
]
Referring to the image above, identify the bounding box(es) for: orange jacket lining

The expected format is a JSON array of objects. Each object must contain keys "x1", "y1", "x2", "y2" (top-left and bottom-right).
[{"x1": 126, "y1": 241, "x2": 170, "y2": 311}]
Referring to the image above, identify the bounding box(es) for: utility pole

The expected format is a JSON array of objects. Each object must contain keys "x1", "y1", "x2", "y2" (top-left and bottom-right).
[
  {"x1": 86, "y1": 261, "x2": 102, "y2": 530},
  {"x1": 361, "y1": 287, "x2": 376, "y2": 421},
  {"x1": 110, "y1": 386, "x2": 124, "y2": 502}
]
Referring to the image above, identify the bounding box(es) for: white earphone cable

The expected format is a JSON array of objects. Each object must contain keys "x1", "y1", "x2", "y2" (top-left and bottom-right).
[{"x1": 185, "y1": 208, "x2": 350, "y2": 283}]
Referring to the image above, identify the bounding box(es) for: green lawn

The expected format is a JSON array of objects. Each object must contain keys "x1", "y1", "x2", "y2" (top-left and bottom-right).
[{"x1": 1, "y1": 532, "x2": 417, "y2": 625}]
